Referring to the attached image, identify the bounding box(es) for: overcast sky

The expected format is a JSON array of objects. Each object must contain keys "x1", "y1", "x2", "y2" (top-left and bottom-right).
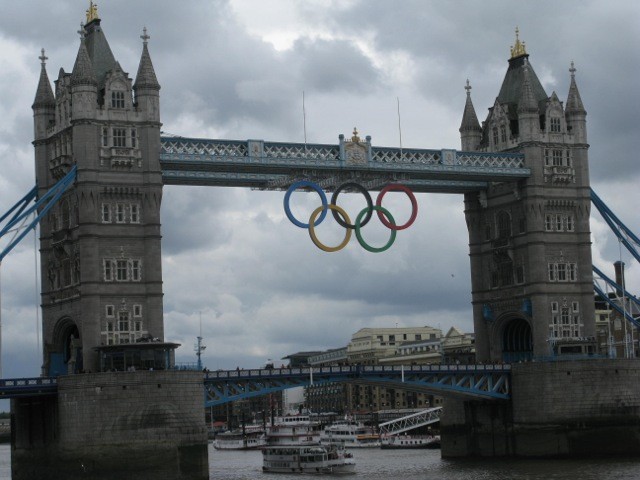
[{"x1": 0, "y1": 0, "x2": 639, "y2": 378}]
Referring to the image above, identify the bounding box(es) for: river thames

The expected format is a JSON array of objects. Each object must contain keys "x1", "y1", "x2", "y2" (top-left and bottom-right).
[{"x1": 1, "y1": 443, "x2": 640, "y2": 479}]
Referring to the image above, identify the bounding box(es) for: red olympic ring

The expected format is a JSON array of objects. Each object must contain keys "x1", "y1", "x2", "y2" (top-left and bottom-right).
[{"x1": 375, "y1": 183, "x2": 418, "y2": 230}]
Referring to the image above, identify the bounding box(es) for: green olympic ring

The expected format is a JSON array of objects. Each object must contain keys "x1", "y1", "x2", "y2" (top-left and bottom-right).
[{"x1": 355, "y1": 205, "x2": 397, "y2": 253}]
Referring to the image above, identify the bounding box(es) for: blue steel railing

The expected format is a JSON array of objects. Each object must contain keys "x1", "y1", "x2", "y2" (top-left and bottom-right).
[
  {"x1": 203, "y1": 364, "x2": 511, "y2": 406},
  {"x1": 0, "y1": 377, "x2": 57, "y2": 398}
]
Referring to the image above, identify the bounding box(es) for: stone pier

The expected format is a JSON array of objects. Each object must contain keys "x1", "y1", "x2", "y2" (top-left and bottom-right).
[
  {"x1": 441, "y1": 359, "x2": 640, "y2": 457},
  {"x1": 11, "y1": 371, "x2": 209, "y2": 480}
]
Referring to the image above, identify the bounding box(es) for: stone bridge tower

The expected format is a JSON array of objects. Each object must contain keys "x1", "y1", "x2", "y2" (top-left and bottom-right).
[
  {"x1": 461, "y1": 31, "x2": 595, "y2": 362},
  {"x1": 32, "y1": 9, "x2": 164, "y2": 374}
]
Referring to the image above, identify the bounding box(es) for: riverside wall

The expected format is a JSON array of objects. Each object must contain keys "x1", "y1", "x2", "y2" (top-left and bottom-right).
[
  {"x1": 11, "y1": 370, "x2": 208, "y2": 480},
  {"x1": 440, "y1": 358, "x2": 640, "y2": 458}
]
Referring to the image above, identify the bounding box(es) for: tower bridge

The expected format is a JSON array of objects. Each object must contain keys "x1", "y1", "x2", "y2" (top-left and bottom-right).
[{"x1": 4, "y1": 5, "x2": 640, "y2": 478}]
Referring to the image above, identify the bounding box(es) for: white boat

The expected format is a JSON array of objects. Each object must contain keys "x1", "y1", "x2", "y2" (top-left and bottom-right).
[
  {"x1": 320, "y1": 420, "x2": 380, "y2": 448},
  {"x1": 380, "y1": 434, "x2": 440, "y2": 449},
  {"x1": 265, "y1": 414, "x2": 322, "y2": 446},
  {"x1": 213, "y1": 425, "x2": 266, "y2": 450},
  {"x1": 262, "y1": 443, "x2": 356, "y2": 474}
]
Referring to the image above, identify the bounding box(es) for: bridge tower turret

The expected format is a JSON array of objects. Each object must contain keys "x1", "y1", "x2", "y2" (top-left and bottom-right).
[
  {"x1": 462, "y1": 30, "x2": 595, "y2": 362},
  {"x1": 33, "y1": 9, "x2": 165, "y2": 375}
]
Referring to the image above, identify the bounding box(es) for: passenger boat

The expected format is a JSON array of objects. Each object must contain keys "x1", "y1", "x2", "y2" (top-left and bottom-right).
[
  {"x1": 265, "y1": 414, "x2": 322, "y2": 446},
  {"x1": 213, "y1": 425, "x2": 266, "y2": 450},
  {"x1": 380, "y1": 434, "x2": 441, "y2": 449},
  {"x1": 262, "y1": 443, "x2": 356, "y2": 474},
  {"x1": 320, "y1": 419, "x2": 380, "y2": 448}
]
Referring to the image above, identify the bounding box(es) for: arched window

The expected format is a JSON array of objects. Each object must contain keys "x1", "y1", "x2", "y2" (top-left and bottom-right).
[{"x1": 496, "y1": 211, "x2": 511, "y2": 240}]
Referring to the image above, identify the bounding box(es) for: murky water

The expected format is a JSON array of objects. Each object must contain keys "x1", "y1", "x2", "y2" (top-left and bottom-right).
[{"x1": 1, "y1": 443, "x2": 639, "y2": 479}]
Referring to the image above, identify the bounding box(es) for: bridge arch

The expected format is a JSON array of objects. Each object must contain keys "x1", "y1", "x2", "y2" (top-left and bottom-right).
[
  {"x1": 48, "y1": 317, "x2": 82, "y2": 375},
  {"x1": 499, "y1": 316, "x2": 532, "y2": 363}
]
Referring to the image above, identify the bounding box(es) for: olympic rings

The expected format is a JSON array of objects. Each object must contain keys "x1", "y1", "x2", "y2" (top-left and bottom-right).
[
  {"x1": 376, "y1": 183, "x2": 418, "y2": 230},
  {"x1": 355, "y1": 205, "x2": 396, "y2": 253},
  {"x1": 330, "y1": 182, "x2": 373, "y2": 229},
  {"x1": 309, "y1": 204, "x2": 352, "y2": 252},
  {"x1": 284, "y1": 181, "x2": 328, "y2": 228},
  {"x1": 283, "y1": 180, "x2": 418, "y2": 253}
]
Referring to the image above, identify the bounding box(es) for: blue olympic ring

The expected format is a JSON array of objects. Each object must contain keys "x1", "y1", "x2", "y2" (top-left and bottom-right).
[{"x1": 283, "y1": 181, "x2": 328, "y2": 228}]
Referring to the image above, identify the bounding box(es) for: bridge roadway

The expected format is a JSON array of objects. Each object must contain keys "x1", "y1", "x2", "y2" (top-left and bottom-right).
[
  {"x1": 159, "y1": 136, "x2": 529, "y2": 193},
  {"x1": 0, "y1": 364, "x2": 510, "y2": 405}
]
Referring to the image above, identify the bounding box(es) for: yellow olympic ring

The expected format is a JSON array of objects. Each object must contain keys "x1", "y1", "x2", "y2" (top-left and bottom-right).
[{"x1": 308, "y1": 204, "x2": 352, "y2": 252}]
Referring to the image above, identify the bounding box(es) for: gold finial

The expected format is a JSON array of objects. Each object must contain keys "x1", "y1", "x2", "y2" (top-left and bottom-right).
[
  {"x1": 509, "y1": 27, "x2": 527, "y2": 59},
  {"x1": 351, "y1": 127, "x2": 360, "y2": 142},
  {"x1": 86, "y1": 1, "x2": 99, "y2": 23}
]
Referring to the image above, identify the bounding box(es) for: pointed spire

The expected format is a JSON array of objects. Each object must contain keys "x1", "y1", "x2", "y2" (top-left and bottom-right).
[
  {"x1": 33, "y1": 48, "x2": 55, "y2": 108},
  {"x1": 71, "y1": 27, "x2": 97, "y2": 87},
  {"x1": 134, "y1": 27, "x2": 160, "y2": 91},
  {"x1": 460, "y1": 80, "x2": 481, "y2": 132},
  {"x1": 517, "y1": 60, "x2": 538, "y2": 114},
  {"x1": 566, "y1": 61, "x2": 586, "y2": 114}
]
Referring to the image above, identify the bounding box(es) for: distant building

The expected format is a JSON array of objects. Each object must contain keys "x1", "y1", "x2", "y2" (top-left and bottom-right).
[
  {"x1": 441, "y1": 327, "x2": 476, "y2": 364},
  {"x1": 594, "y1": 261, "x2": 640, "y2": 358}
]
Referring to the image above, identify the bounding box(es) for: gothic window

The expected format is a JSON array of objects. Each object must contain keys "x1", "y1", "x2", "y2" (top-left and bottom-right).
[
  {"x1": 484, "y1": 223, "x2": 492, "y2": 241},
  {"x1": 555, "y1": 214, "x2": 564, "y2": 231},
  {"x1": 130, "y1": 260, "x2": 141, "y2": 281},
  {"x1": 104, "y1": 259, "x2": 113, "y2": 281},
  {"x1": 113, "y1": 128, "x2": 127, "y2": 147},
  {"x1": 557, "y1": 263, "x2": 567, "y2": 281},
  {"x1": 552, "y1": 149, "x2": 563, "y2": 166},
  {"x1": 111, "y1": 91, "x2": 125, "y2": 109},
  {"x1": 130, "y1": 204, "x2": 140, "y2": 223},
  {"x1": 131, "y1": 129, "x2": 137, "y2": 148},
  {"x1": 116, "y1": 260, "x2": 128, "y2": 281},
  {"x1": 133, "y1": 304, "x2": 142, "y2": 317},
  {"x1": 565, "y1": 215, "x2": 574, "y2": 232},
  {"x1": 106, "y1": 305, "x2": 115, "y2": 317},
  {"x1": 101, "y1": 203, "x2": 111, "y2": 223},
  {"x1": 568, "y1": 263, "x2": 577, "y2": 281},
  {"x1": 499, "y1": 261, "x2": 514, "y2": 286},
  {"x1": 106, "y1": 321, "x2": 113, "y2": 332},
  {"x1": 550, "y1": 117, "x2": 561, "y2": 133},
  {"x1": 118, "y1": 311, "x2": 129, "y2": 333},
  {"x1": 492, "y1": 127, "x2": 499, "y2": 145},
  {"x1": 548, "y1": 264, "x2": 556, "y2": 281},
  {"x1": 500, "y1": 124, "x2": 507, "y2": 142},
  {"x1": 496, "y1": 211, "x2": 511, "y2": 240},
  {"x1": 102, "y1": 127, "x2": 109, "y2": 147},
  {"x1": 545, "y1": 214, "x2": 553, "y2": 231},
  {"x1": 116, "y1": 203, "x2": 126, "y2": 223}
]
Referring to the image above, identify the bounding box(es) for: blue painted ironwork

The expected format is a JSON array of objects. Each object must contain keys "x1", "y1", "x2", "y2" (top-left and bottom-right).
[
  {"x1": 0, "y1": 165, "x2": 77, "y2": 262},
  {"x1": 0, "y1": 377, "x2": 57, "y2": 398},
  {"x1": 160, "y1": 136, "x2": 529, "y2": 193},
  {"x1": 591, "y1": 188, "x2": 640, "y2": 264},
  {"x1": 203, "y1": 364, "x2": 511, "y2": 406},
  {"x1": 593, "y1": 265, "x2": 640, "y2": 328}
]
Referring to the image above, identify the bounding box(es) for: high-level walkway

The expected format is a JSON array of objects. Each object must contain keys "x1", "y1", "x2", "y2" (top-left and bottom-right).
[{"x1": 159, "y1": 136, "x2": 529, "y2": 193}]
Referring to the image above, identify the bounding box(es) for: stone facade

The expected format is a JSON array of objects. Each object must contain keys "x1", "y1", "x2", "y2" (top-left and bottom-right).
[
  {"x1": 33, "y1": 16, "x2": 164, "y2": 375},
  {"x1": 441, "y1": 359, "x2": 640, "y2": 457},
  {"x1": 12, "y1": 371, "x2": 208, "y2": 479},
  {"x1": 461, "y1": 34, "x2": 595, "y2": 362}
]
